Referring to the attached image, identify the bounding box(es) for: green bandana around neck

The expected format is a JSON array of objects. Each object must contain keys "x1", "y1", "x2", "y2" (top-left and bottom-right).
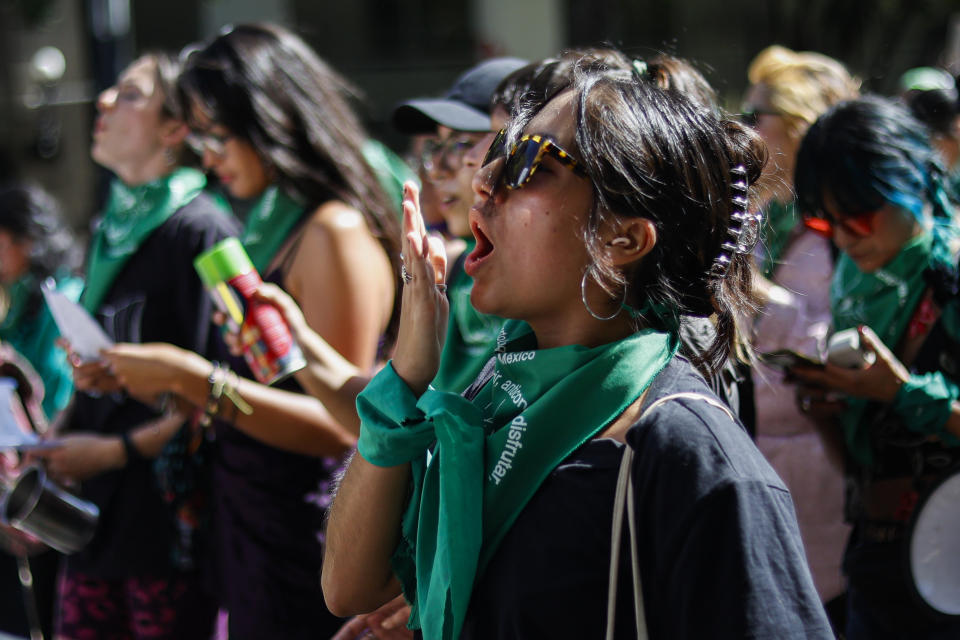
[
  {"x1": 758, "y1": 198, "x2": 800, "y2": 278},
  {"x1": 431, "y1": 239, "x2": 504, "y2": 394},
  {"x1": 240, "y1": 185, "x2": 305, "y2": 273},
  {"x1": 831, "y1": 232, "x2": 933, "y2": 466},
  {"x1": 357, "y1": 319, "x2": 677, "y2": 640},
  {"x1": 82, "y1": 168, "x2": 206, "y2": 313}
]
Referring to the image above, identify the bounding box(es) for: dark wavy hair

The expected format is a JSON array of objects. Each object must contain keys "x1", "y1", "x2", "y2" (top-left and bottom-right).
[
  {"x1": 177, "y1": 23, "x2": 401, "y2": 342},
  {"x1": 0, "y1": 183, "x2": 80, "y2": 317},
  {"x1": 795, "y1": 95, "x2": 958, "y2": 300},
  {"x1": 492, "y1": 49, "x2": 716, "y2": 120},
  {"x1": 796, "y1": 95, "x2": 954, "y2": 225},
  {"x1": 501, "y1": 60, "x2": 765, "y2": 370}
]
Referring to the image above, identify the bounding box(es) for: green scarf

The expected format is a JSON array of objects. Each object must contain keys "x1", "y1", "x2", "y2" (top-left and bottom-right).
[
  {"x1": 239, "y1": 185, "x2": 305, "y2": 273},
  {"x1": 831, "y1": 232, "x2": 933, "y2": 466},
  {"x1": 357, "y1": 320, "x2": 677, "y2": 640},
  {"x1": 363, "y1": 139, "x2": 417, "y2": 216},
  {"x1": 82, "y1": 168, "x2": 206, "y2": 313},
  {"x1": 431, "y1": 239, "x2": 504, "y2": 394},
  {"x1": 758, "y1": 198, "x2": 799, "y2": 278}
]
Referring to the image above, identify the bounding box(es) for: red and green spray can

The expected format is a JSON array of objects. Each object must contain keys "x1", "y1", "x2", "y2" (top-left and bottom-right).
[{"x1": 194, "y1": 238, "x2": 306, "y2": 385}]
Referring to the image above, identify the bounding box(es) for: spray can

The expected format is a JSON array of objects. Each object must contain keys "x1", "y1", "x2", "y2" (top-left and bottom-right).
[{"x1": 194, "y1": 238, "x2": 306, "y2": 385}]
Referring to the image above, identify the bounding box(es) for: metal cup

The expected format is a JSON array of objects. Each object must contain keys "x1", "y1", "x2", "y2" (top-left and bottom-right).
[{"x1": 0, "y1": 465, "x2": 99, "y2": 554}]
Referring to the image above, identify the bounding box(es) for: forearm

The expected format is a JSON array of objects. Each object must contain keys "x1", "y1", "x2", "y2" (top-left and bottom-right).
[
  {"x1": 293, "y1": 328, "x2": 370, "y2": 435},
  {"x1": 162, "y1": 356, "x2": 356, "y2": 457},
  {"x1": 225, "y1": 378, "x2": 356, "y2": 456},
  {"x1": 129, "y1": 411, "x2": 189, "y2": 459},
  {"x1": 322, "y1": 451, "x2": 408, "y2": 616}
]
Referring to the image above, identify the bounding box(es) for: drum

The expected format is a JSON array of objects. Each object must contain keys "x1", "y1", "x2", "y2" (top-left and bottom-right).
[{"x1": 908, "y1": 467, "x2": 960, "y2": 616}]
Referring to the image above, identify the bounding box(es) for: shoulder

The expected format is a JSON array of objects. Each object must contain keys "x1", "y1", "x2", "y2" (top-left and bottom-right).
[
  {"x1": 161, "y1": 191, "x2": 239, "y2": 239},
  {"x1": 308, "y1": 201, "x2": 369, "y2": 234},
  {"x1": 627, "y1": 357, "x2": 785, "y2": 494},
  {"x1": 294, "y1": 201, "x2": 387, "y2": 267},
  {"x1": 140, "y1": 193, "x2": 239, "y2": 263}
]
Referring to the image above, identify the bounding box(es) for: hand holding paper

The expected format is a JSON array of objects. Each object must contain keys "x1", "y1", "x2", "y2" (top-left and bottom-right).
[{"x1": 41, "y1": 282, "x2": 113, "y2": 362}]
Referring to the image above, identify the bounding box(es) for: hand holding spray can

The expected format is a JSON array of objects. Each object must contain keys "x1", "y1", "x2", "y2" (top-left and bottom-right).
[{"x1": 194, "y1": 238, "x2": 306, "y2": 385}]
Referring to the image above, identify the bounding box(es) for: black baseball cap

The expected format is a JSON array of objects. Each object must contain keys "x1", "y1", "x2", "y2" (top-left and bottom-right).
[{"x1": 393, "y1": 57, "x2": 528, "y2": 134}]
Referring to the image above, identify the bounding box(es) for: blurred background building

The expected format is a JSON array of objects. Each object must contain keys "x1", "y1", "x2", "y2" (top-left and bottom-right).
[{"x1": 0, "y1": 0, "x2": 958, "y2": 237}]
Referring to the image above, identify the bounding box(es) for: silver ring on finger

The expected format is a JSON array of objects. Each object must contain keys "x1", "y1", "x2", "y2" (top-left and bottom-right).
[{"x1": 401, "y1": 263, "x2": 413, "y2": 284}]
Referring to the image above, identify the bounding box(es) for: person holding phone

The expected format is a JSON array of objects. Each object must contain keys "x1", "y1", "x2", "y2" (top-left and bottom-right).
[{"x1": 791, "y1": 95, "x2": 960, "y2": 639}]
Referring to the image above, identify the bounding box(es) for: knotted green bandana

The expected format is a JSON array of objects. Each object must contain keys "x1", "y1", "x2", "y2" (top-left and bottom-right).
[
  {"x1": 758, "y1": 198, "x2": 799, "y2": 278},
  {"x1": 82, "y1": 168, "x2": 206, "y2": 313},
  {"x1": 357, "y1": 320, "x2": 676, "y2": 640},
  {"x1": 431, "y1": 239, "x2": 504, "y2": 394},
  {"x1": 832, "y1": 232, "x2": 936, "y2": 466},
  {"x1": 239, "y1": 185, "x2": 305, "y2": 273}
]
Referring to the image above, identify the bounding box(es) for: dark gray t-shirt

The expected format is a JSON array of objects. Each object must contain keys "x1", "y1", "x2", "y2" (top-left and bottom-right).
[{"x1": 460, "y1": 357, "x2": 831, "y2": 639}]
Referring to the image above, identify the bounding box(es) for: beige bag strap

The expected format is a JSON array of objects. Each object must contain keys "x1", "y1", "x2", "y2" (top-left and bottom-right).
[{"x1": 605, "y1": 392, "x2": 734, "y2": 639}]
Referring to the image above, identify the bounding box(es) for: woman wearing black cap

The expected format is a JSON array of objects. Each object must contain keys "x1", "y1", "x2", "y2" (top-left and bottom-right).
[{"x1": 393, "y1": 58, "x2": 526, "y2": 395}]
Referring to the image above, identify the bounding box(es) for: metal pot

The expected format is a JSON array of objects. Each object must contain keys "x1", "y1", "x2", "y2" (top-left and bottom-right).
[{"x1": 0, "y1": 465, "x2": 98, "y2": 554}]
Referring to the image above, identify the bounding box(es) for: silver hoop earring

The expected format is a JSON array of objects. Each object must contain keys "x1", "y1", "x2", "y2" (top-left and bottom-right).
[
  {"x1": 163, "y1": 147, "x2": 176, "y2": 167},
  {"x1": 580, "y1": 268, "x2": 625, "y2": 321}
]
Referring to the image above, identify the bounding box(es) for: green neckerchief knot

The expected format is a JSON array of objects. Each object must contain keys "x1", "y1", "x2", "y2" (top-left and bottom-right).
[
  {"x1": 82, "y1": 168, "x2": 206, "y2": 313},
  {"x1": 758, "y1": 198, "x2": 799, "y2": 278},
  {"x1": 832, "y1": 231, "x2": 936, "y2": 466},
  {"x1": 357, "y1": 319, "x2": 677, "y2": 640},
  {"x1": 240, "y1": 185, "x2": 305, "y2": 273}
]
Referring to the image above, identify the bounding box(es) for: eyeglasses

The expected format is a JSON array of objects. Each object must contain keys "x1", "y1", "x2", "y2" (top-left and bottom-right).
[
  {"x1": 803, "y1": 209, "x2": 879, "y2": 238},
  {"x1": 420, "y1": 135, "x2": 481, "y2": 173},
  {"x1": 739, "y1": 107, "x2": 782, "y2": 128},
  {"x1": 481, "y1": 129, "x2": 588, "y2": 189},
  {"x1": 185, "y1": 131, "x2": 233, "y2": 157}
]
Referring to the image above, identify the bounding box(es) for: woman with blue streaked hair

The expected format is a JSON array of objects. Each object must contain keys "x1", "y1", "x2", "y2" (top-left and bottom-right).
[{"x1": 790, "y1": 95, "x2": 960, "y2": 639}]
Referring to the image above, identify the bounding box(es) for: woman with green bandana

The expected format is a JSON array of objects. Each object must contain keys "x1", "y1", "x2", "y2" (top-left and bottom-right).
[
  {"x1": 391, "y1": 58, "x2": 526, "y2": 396},
  {"x1": 0, "y1": 184, "x2": 82, "y2": 421},
  {"x1": 32, "y1": 52, "x2": 238, "y2": 640},
  {"x1": 100, "y1": 24, "x2": 400, "y2": 639},
  {"x1": 791, "y1": 95, "x2": 960, "y2": 639},
  {"x1": 323, "y1": 58, "x2": 830, "y2": 639},
  {"x1": 0, "y1": 184, "x2": 81, "y2": 640},
  {"x1": 743, "y1": 45, "x2": 860, "y2": 616}
]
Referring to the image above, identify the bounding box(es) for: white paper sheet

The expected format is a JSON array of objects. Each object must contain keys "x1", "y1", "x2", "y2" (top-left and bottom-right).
[
  {"x1": 0, "y1": 378, "x2": 40, "y2": 449},
  {"x1": 41, "y1": 282, "x2": 113, "y2": 361}
]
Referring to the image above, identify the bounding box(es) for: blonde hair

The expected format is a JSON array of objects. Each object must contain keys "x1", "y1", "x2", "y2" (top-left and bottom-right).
[{"x1": 747, "y1": 45, "x2": 860, "y2": 139}]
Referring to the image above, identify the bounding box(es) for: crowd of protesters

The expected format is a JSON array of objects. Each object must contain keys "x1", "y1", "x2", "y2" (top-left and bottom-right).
[{"x1": 0, "y1": 21, "x2": 958, "y2": 640}]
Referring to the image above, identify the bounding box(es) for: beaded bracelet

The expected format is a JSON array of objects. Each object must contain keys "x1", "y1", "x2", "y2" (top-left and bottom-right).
[{"x1": 196, "y1": 362, "x2": 253, "y2": 430}]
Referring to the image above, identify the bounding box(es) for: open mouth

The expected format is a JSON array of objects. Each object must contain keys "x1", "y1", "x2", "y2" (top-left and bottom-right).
[{"x1": 464, "y1": 219, "x2": 494, "y2": 277}]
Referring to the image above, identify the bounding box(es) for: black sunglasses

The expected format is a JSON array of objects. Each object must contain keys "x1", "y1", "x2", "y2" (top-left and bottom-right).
[{"x1": 482, "y1": 128, "x2": 588, "y2": 189}]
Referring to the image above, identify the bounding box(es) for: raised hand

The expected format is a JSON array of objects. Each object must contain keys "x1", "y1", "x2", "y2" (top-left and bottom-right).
[{"x1": 390, "y1": 181, "x2": 449, "y2": 397}]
